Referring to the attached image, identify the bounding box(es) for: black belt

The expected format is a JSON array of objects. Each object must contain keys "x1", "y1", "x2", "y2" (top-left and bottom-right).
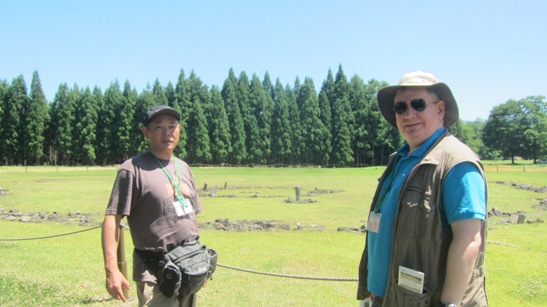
[{"x1": 135, "y1": 248, "x2": 163, "y2": 260}]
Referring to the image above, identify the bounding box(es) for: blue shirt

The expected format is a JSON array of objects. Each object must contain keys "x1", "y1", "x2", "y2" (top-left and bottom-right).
[{"x1": 367, "y1": 128, "x2": 486, "y2": 297}]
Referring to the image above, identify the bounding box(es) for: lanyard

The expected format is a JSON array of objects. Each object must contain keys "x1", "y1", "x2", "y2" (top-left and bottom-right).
[
  {"x1": 151, "y1": 153, "x2": 190, "y2": 208},
  {"x1": 373, "y1": 154, "x2": 402, "y2": 213}
]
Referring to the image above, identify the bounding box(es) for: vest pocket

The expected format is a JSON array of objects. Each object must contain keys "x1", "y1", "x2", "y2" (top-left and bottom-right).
[
  {"x1": 392, "y1": 281, "x2": 431, "y2": 307},
  {"x1": 400, "y1": 186, "x2": 435, "y2": 236},
  {"x1": 401, "y1": 185, "x2": 431, "y2": 212}
]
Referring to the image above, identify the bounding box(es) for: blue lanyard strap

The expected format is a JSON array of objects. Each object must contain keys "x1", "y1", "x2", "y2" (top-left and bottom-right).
[{"x1": 151, "y1": 153, "x2": 190, "y2": 207}]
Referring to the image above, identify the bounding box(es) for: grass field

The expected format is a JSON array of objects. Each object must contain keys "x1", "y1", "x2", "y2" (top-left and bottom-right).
[{"x1": 0, "y1": 164, "x2": 545, "y2": 306}]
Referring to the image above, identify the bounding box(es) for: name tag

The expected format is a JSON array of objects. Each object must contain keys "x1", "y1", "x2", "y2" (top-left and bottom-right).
[
  {"x1": 182, "y1": 198, "x2": 194, "y2": 215},
  {"x1": 173, "y1": 201, "x2": 185, "y2": 217},
  {"x1": 367, "y1": 212, "x2": 382, "y2": 233}
]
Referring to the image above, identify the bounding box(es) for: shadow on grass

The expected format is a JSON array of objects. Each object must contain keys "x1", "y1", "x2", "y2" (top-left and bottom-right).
[{"x1": 83, "y1": 295, "x2": 138, "y2": 305}]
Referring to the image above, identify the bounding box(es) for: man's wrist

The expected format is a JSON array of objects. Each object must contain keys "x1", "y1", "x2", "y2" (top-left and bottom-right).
[{"x1": 104, "y1": 262, "x2": 120, "y2": 276}]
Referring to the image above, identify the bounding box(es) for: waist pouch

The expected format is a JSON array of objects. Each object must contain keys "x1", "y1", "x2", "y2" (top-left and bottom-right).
[{"x1": 158, "y1": 241, "x2": 218, "y2": 298}]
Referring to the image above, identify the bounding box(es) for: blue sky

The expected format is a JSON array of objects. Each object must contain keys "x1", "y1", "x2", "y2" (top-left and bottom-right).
[{"x1": 1, "y1": 1, "x2": 545, "y2": 121}]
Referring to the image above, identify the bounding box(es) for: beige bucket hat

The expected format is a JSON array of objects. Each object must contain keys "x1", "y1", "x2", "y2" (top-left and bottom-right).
[{"x1": 377, "y1": 71, "x2": 459, "y2": 127}]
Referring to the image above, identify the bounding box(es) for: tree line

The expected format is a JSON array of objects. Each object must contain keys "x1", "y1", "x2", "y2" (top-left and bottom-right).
[{"x1": 1, "y1": 66, "x2": 545, "y2": 166}]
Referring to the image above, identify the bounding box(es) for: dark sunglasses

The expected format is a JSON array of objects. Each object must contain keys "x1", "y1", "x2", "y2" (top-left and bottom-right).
[{"x1": 393, "y1": 99, "x2": 438, "y2": 115}]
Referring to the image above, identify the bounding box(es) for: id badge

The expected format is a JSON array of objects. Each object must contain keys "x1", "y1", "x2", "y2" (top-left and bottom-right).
[
  {"x1": 173, "y1": 201, "x2": 184, "y2": 217},
  {"x1": 181, "y1": 198, "x2": 194, "y2": 215},
  {"x1": 367, "y1": 212, "x2": 382, "y2": 233}
]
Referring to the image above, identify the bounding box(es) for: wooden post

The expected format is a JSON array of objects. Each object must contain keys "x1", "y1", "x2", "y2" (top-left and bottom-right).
[
  {"x1": 295, "y1": 186, "x2": 301, "y2": 201},
  {"x1": 117, "y1": 223, "x2": 128, "y2": 299}
]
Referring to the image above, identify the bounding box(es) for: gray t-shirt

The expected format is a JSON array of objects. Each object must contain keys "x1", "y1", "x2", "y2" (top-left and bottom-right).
[{"x1": 106, "y1": 151, "x2": 202, "y2": 280}]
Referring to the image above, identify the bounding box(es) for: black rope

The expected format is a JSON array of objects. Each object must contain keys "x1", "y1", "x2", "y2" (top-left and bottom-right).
[
  {"x1": 217, "y1": 263, "x2": 358, "y2": 281},
  {"x1": 0, "y1": 224, "x2": 359, "y2": 282},
  {"x1": 0, "y1": 225, "x2": 102, "y2": 241}
]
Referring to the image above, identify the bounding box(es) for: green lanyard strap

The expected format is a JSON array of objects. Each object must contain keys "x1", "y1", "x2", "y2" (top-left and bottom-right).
[{"x1": 151, "y1": 153, "x2": 190, "y2": 208}]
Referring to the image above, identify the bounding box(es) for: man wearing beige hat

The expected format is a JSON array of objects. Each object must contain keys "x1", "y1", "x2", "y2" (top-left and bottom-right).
[{"x1": 357, "y1": 71, "x2": 487, "y2": 306}]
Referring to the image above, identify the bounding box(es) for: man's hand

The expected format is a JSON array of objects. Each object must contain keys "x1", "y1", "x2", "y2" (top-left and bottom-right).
[
  {"x1": 102, "y1": 214, "x2": 131, "y2": 302},
  {"x1": 105, "y1": 269, "x2": 131, "y2": 302}
]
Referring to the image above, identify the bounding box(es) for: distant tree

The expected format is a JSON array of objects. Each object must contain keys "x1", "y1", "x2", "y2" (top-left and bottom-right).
[
  {"x1": 317, "y1": 70, "x2": 334, "y2": 163},
  {"x1": 183, "y1": 72, "x2": 212, "y2": 164},
  {"x1": 260, "y1": 75, "x2": 275, "y2": 164},
  {"x1": 165, "y1": 82, "x2": 176, "y2": 107},
  {"x1": 262, "y1": 72, "x2": 275, "y2": 101},
  {"x1": 209, "y1": 86, "x2": 231, "y2": 164},
  {"x1": 119, "y1": 81, "x2": 138, "y2": 161},
  {"x1": 185, "y1": 96, "x2": 211, "y2": 164},
  {"x1": 464, "y1": 119, "x2": 488, "y2": 158},
  {"x1": 286, "y1": 80, "x2": 303, "y2": 164},
  {"x1": 45, "y1": 85, "x2": 60, "y2": 165},
  {"x1": 520, "y1": 96, "x2": 547, "y2": 162},
  {"x1": 152, "y1": 79, "x2": 168, "y2": 106},
  {"x1": 221, "y1": 69, "x2": 246, "y2": 164},
  {"x1": 449, "y1": 119, "x2": 487, "y2": 159},
  {"x1": 97, "y1": 81, "x2": 123, "y2": 164},
  {"x1": 135, "y1": 88, "x2": 156, "y2": 154},
  {"x1": 2, "y1": 76, "x2": 27, "y2": 165},
  {"x1": 237, "y1": 72, "x2": 261, "y2": 164},
  {"x1": 165, "y1": 80, "x2": 178, "y2": 154},
  {"x1": 74, "y1": 87, "x2": 98, "y2": 164},
  {"x1": 483, "y1": 99, "x2": 527, "y2": 163},
  {"x1": 448, "y1": 119, "x2": 468, "y2": 142},
  {"x1": 174, "y1": 69, "x2": 191, "y2": 158},
  {"x1": 23, "y1": 71, "x2": 49, "y2": 165},
  {"x1": 187, "y1": 71, "x2": 210, "y2": 110},
  {"x1": 261, "y1": 72, "x2": 278, "y2": 163},
  {"x1": 67, "y1": 86, "x2": 83, "y2": 164},
  {"x1": 298, "y1": 77, "x2": 330, "y2": 165},
  {"x1": 348, "y1": 75, "x2": 370, "y2": 166},
  {"x1": 52, "y1": 84, "x2": 77, "y2": 165},
  {"x1": 0, "y1": 79, "x2": 7, "y2": 163},
  {"x1": 249, "y1": 74, "x2": 272, "y2": 164},
  {"x1": 361, "y1": 79, "x2": 389, "y2": 166},
  {"x1": 88, "y1": 87, "x2": 105, "y2": 163},
  {"x1": 270, "y1": 79, "x2": 293, "y2": 165},
  {"x1": 331, "y1": 65, "x2": 354, "y2": 166}
]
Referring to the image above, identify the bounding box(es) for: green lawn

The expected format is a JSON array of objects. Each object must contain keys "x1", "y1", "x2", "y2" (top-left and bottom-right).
[{"x1": 0, "y1": 165, "x2": 545, "y2": 306}]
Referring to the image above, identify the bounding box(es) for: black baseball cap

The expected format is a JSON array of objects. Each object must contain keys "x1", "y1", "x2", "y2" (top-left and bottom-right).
[{"x1": 144, "y1": 105, "x2": 180, "y2": 125}]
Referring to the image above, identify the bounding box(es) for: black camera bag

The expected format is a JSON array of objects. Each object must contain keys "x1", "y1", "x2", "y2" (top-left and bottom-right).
[{"x1": 158, "y1": 241, "x2": 217, "y2": 298}]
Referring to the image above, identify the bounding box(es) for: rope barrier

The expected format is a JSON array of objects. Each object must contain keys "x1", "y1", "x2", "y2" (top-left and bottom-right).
[
  {"x1": 217, "y1": 263, "x2": 358, "y2": 282},
  {"x1": 0, "y1": 225, "x2": 102, "y2": 241},
  {"x1": 0, "y1": 224, "x2": 358, "y2": 282}
]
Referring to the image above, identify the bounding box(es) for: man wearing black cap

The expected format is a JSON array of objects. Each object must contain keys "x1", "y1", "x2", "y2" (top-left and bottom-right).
[
  {"x1": 102, "y1": 105, "x2": 202, "y2": 306},
  {"x1": 357, "y1": 72, "x2": 488, "y2": 306}
]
